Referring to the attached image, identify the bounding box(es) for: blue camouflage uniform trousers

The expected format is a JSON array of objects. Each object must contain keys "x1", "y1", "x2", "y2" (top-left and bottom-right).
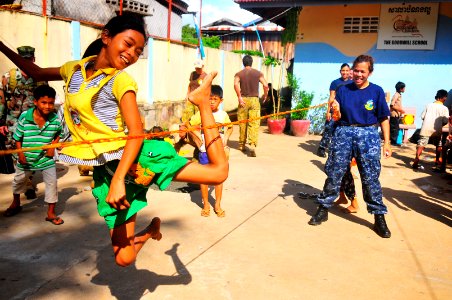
[
  {"x1": 317, "y1": 125, "x2": 387, "y2": 214},
  {"x1": 318, "y1": 119, "x2": 336, "y2": 150}
]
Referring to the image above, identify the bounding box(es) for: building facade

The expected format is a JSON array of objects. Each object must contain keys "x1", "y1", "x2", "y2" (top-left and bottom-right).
[
  {"x1": 8, "y1": 0, "x2": 188, "y2": 40},
  {"x1": 237, "y1": 1, "x2": 452, "y2": 128}
]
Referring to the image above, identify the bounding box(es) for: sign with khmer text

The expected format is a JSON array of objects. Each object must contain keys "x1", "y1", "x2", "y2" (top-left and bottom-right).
[{"x1": 377, "y1": 2, "x2": 439, "y2": 50}]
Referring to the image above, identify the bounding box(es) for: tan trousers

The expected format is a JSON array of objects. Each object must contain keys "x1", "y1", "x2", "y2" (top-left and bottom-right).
[{"x1": 238, "y1": 96, "x2": 261, "y2": 146}]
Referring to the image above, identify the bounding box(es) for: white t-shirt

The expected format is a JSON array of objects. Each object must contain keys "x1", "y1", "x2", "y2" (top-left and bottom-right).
[
  {"x1": 419, "y1": 101, "x2": 449, "y2": 137},
  {"x1": 189, "y1": 110, "x2": 232, "y2": 152}
]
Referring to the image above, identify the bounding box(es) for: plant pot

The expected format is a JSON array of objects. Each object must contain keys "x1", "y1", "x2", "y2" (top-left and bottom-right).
[
  {"x1": 267, "y1": 118, "x2": 286, "y2": 134},
  {"x1": 291, "y1": 120, "x2": 310, "y2": 137}
]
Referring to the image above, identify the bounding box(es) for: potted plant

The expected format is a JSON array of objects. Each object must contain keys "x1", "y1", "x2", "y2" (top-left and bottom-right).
[
  {"x1": 267, "y1": 8, "x2": 300, "y2": 135},
  {"x1": 267, "y1": 95, "x2": 286, "y2": 134},
  {"x1": 289, "y1": 75, "x2": 314, "y2": 137}
]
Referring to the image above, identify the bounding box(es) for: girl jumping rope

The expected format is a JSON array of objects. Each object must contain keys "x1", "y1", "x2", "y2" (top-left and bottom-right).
[{"x1": 0, "y1": 15, "x2": 228, "y2": 267}]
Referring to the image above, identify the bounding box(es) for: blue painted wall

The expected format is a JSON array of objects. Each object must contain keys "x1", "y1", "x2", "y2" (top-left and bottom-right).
[{"x1": 293, "y1": 12, "x2": 452, "y2": 131}]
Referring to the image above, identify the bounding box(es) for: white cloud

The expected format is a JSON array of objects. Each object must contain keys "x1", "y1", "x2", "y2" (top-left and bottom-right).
[{"x1": 182, "y1": 0, "x2": 259, "y2": 26}]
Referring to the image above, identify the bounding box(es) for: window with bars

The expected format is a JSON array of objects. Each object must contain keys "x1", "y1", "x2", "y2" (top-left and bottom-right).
[
  {"x1": 106, "y1": 0, "x2": 149, "y2": 14},
  {"x1": 343, "y1": 17, "x2": 379, "y2": 33}
]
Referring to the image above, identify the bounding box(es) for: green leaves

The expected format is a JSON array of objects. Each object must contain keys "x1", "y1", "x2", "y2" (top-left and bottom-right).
[
  {"x1": 288, "y1": 74, "x2": 314, "y2": 120},
  {"x1": 182, "y1": 25, "x2": 221, "y2": 49}
]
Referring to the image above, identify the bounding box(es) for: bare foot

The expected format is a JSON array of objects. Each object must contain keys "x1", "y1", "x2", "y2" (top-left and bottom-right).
[
  {"x1": 148, "y1": 217, "x2": 162, "y2": 241},
  {"x1": 343, "y1": 205, "x2": 359, "y2": 213},
  {"x1": 343, "y1": 198, "x2": 359, "y2": 213},
  {"x1": 188, "y1": 71, "x2": 218, "y2": 107},
  {"x1": 334, "y1": 192, "x2": 348, "y2": 205}
]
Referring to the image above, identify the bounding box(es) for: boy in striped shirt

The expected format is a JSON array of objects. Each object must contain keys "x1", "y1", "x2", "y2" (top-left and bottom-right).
[{"x1": 4, "y1": 85, "x2": 64, "y2": 224}]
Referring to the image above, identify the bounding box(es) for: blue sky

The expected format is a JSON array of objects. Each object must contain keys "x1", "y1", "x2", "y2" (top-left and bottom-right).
[{"x1": 182, "y1": 0, "x2": 259, "y2": 26}]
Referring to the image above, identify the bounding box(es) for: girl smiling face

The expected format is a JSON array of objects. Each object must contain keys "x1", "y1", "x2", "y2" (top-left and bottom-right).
[
  {"x1": 340, "y1": 65, "x2": 350, "y2": 80},
  {"x1": 102, "y1": 29, "x2": 145, "y2": 70}
]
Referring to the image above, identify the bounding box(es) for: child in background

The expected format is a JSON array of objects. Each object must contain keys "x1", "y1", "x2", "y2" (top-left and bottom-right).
[
  {"x1": 389, "y1": 81, "x2": 406, "y2": 145},
  {"x1": 0, "y1": 15, "x2": 228, "y2": 267},
  {"x1": 436, "y1": 110, "x2": 452, "y2": 173},
  {"x1": 4, "y1": 85, "x2": 64, "y2": 224},
  {"x1": 412, "y1": 90, "x2": 449, "y2": 170},
  {"x1": 188, "y1": 85, "x2": 232, "y2": 217}
]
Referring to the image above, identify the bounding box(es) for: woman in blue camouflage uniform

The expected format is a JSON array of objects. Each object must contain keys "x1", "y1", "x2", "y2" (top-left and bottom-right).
[{"x1": 308, "y1": 54, "x2": 392, "y2": 238}]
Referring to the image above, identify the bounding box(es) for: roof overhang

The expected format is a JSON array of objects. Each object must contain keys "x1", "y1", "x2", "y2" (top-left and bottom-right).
[
  {"x1": 235, "y1": 0, "x2": 452, "y2": 26},
  {"x1": 156, "y1": 0, "x2": 189, "y2": 16}
]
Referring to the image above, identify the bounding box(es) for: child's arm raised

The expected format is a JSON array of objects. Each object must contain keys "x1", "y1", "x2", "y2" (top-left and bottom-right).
[
  {"x1": 174, "y1": 72, "x2": 228, "y2": 185},
  {"x1": 0, "y1": 41, "x2": 62, "y2": 82}
]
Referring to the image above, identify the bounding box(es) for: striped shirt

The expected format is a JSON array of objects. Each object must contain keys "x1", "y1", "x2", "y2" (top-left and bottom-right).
[
  {"x1": 66, "y1": 63, "x2": 122, "y2": 130},
  {"x1": 13, "y1": 108, "x2": 63, "y2": 171},
  {"x1": 58, "y1": 57, "x2": 137, "y2": 165}
]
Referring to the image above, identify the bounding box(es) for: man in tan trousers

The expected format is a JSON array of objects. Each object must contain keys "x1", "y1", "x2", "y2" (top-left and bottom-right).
[{"x1": 234, "y1": 55, "x2": 268, "y2": 157}]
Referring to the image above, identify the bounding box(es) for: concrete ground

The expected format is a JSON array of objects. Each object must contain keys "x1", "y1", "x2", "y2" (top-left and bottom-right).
[{"x1": 0, "y1": 125, "x2": 451, "y2": 300}]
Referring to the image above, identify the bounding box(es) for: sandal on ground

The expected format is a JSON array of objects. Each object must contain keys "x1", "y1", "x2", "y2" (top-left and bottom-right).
[
  {"x1": 45, "y1": 216, "x2": 64, "y2": 225},
  {"x1": 201, "y1": 208, "x2": 210, "y2": 217},
  {"x1": 412, "y1": 164, "x2": 424, "y2": 170},
  {"x1": 3, "y1": 206, "x2": 22, "y2": 217},
  {"x1": 432, "y1": 166, "x2": 446, "y2": 173},
  {"x1": 214, "y1": 209, "x2": 226, "y2": 218}
]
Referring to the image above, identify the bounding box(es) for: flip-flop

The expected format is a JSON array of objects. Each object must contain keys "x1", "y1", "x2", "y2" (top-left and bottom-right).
[
  {"x1": 214, "y1": 209, "x2": 226, "y2": 218},
  {"x1": 3, "y1": 206, "x2": 22, "y2": 217},
  {"x1": 45, "y1": 217, "x2": 64, "y2": 225},
  {"x1": 200, "y1": 208, "x2": 210, "y2": 217}
]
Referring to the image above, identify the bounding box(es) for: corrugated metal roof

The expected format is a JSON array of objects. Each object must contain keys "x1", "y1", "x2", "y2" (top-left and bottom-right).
[{"x1": 202, "y1": 25, "x2": 284, "y2": 32}]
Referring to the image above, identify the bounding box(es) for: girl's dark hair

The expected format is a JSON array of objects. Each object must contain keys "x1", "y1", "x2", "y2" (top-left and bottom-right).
[
  {"x1": 33, "y1": 84, "x2": 56, "y2": 100},
  {"x1": 211, "y1": 85, "x2": 223, "y2": 99},
  {"x1": 395, "y1": 81, "x2": 405, "y2": 92},
  {"x1": 352, "y1": 54, "x2": 374, "y2": 73},
  {"x1": 103, "y1": 14, "x2": 147, "y2": 40},
  {"x1": 340, "y1": 63, "x2": 350, "y2": 69},
  {"x1": 435, "y1": 89, "x2": 448, "y2": 100},
  {"x1": 82, "y1": 38, "x2": 103, "y2": 58}
]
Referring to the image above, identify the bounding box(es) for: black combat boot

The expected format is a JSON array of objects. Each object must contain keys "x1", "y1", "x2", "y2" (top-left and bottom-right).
[
  {"x1": 373, "y1": 214, "x2": 391, "y2": 238},
  {"x1": 308, "y1": 205, "x2": 328, "y2": 225},
  {"x1": 317, "y1": 147, "x2": 326, "y2": 158}
]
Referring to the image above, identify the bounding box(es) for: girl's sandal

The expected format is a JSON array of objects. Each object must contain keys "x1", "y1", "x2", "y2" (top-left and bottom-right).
[
  {"x1": 201, "y1": 208, "x2": 210, "y2": 217},
  {"x1": 214, "y1": 209, "x2": 226, "y2": 218}
]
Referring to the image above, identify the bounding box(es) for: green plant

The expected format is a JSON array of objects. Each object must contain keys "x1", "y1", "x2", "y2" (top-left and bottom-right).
[
  {"x1": 232, "y1": 50, "x2": 279, "y2": 66},
  {"x1": 181, "y1": 25, "x2": 221, "y2": 49},
  {"x1": 308, "y1": 100, "x2": 327, "y2": 134},
  {"x1": 291, "y1": 90, "x2": 314, "y2": 120},
  {"x1": 281, "y1": 8, "x2": 300, "y2": 46},
  {"x1": 287, "y1": 74, "x2": 314, "y2": 120},
  {"x1": 202, "y1": 35, "x2": 221, "y2": 49},
  {"x1": 263, "y1": 55, "x2": 280, "y2": 66},
  {"x1": 232, "y1": 50, "x2": 263, "y2": 57},
  {"x1": 182, "y1": 24, "x2": 197, "y2": 44}
]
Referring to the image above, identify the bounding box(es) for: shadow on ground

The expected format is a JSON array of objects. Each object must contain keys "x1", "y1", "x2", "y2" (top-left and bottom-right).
[
  {"x1": 0, "y1": 199, "x2": 192, "y2": 299},
  {"x1": 91, "y1": 243, "x2": 191, "y2": 300},
  {"x1": 384, "y1": 178, "x2": 452, "y2": 227},
  {"x1": 280, "y1": 178, "x2": 374, "y2": 230},
  {"x1": 298, "y1": 139, "x2": 320, "y2": 155}
]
